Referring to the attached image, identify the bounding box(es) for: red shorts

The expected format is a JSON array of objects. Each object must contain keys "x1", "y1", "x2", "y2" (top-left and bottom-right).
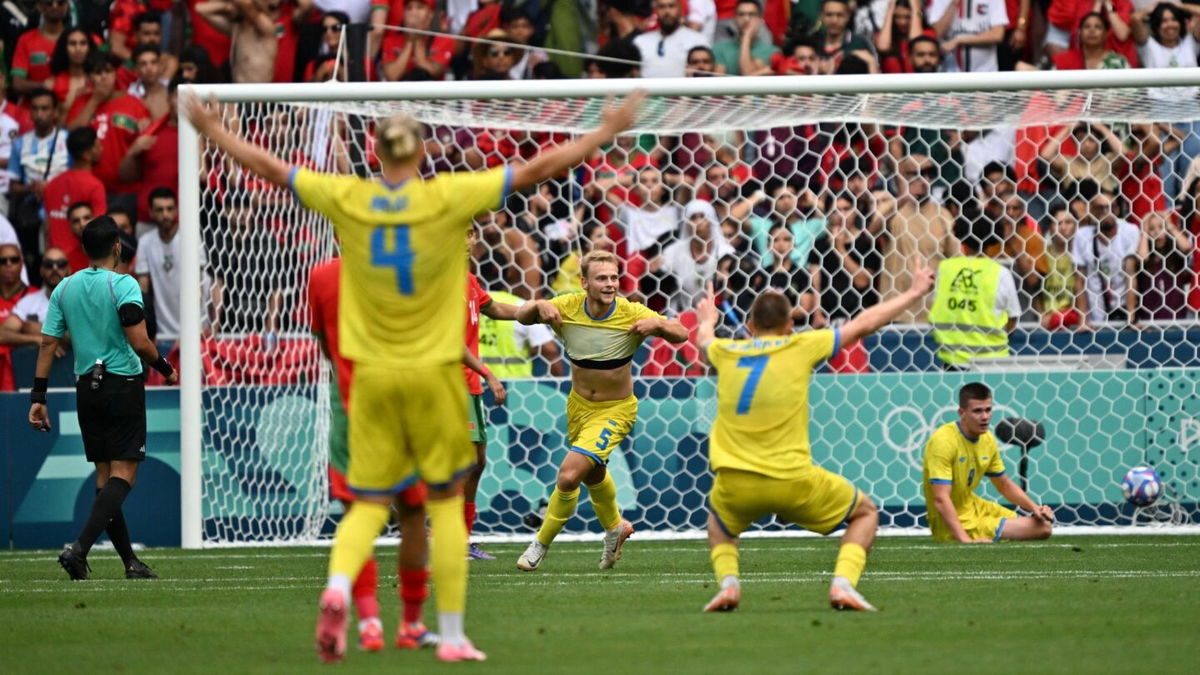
[{"x1": 329, "y1": 465, "x2": 427, "y2": 507}]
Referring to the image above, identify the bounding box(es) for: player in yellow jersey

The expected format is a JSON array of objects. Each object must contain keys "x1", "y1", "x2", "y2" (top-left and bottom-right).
[
  {"x1": 694, "y1": 264, "x2": 935, "y2": 614},
  {"x1": 183, "y1": 90, "x2": 646, "y2": 663},
  {"x1": 514, "y1": 250, "x2": 688, "y2": 571},
  {"x1": 923, "y1": 382, "x2": 1054, "y2": 543}
]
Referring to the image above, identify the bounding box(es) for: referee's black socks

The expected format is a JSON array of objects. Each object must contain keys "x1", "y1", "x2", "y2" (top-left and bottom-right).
[
  {"x1": 77, "y1": 478, "x2": 133, "y2": 556},
  {"x1": 97, "y1": 487, "x2": 137, "y2": 566}
]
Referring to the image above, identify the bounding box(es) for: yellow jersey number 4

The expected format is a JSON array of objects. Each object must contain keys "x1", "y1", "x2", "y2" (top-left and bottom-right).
[{"x1": 371, "y1": 225, "x2": 414, "y2": 295}]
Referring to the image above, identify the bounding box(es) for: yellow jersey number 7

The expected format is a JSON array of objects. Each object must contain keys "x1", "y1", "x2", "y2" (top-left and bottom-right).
[
  {"x1": 371, "y1": 225, "x2": 414, "y2": 295},
  {"x1": 735, "y1": 355, "x2": 768, "y2": 415}
]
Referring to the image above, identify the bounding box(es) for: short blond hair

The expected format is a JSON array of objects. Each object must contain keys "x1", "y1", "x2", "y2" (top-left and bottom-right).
[
  {"x1": 581, "y1": 250, "x2": 621, "y2": 280},
  {"x1": 376, "y1": 113, "x2": 424, "y2": 165}
]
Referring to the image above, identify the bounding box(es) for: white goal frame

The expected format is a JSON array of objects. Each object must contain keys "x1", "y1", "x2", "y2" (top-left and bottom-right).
[{"x1": 178, "y1": 68, "x2": 1200, "y2": 548}]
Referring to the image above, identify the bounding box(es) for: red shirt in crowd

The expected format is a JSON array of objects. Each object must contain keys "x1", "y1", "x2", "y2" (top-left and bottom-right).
[
  {"x1": 134, "y1": 119, "x2": 179, "y2": 223},
  {"x1": 188, "y1": 0, "x2": 232, "y2": 66},
  {"x1": 0, "y1": 100, "x2": 31, "y2": 133},
  {"x1": 45, "y1": 168, "x2": 108, "y2": 271},
  {"x1": 91, "y1": 94, "x2": 150, "y2": 193},
  {"x1": 0, "y1": 284, "x2": 35, "y2": 392},
  {"x1": 462, "y1": 273, "x2": 492, "y2": 396},
  {"x1": 1046, "y1": 0, "x2": 1137, "y2": 66},
  {"x1": 11, "y1": 28, "x2": 58, "y2": 84},
  {"x1": 380, "y1": 32, "x2": 455, "y2": 79}
]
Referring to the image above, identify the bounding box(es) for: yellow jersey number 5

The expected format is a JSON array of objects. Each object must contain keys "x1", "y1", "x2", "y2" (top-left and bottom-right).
[{"x1": 371, "y1": 225, "x2": 414, "y2": 295}]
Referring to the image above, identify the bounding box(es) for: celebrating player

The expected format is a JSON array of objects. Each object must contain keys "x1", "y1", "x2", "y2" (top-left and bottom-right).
[
  {"x1": 308, "y1": 257, "x2": 438, "y2": 652},
  {"x1": 184, "y1": 89, "x2": 645, "y2": 663},
  {"x1": 923, "y1": 382, "x2": 1054, "y2": 543},
  {"x1": 514, "y1": 250, "x2": 688, "y2": 572},
  {"x1": 694, "y1": 262, "x2": 935, "y2": 613}
]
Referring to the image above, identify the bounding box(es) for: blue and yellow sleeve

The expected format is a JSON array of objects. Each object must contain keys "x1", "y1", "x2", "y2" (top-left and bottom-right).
[
  {"x1": 985, "y1": 438, "x2": 1006, "y2": 477},
  {"x1": 925, "y1": 435, "x2": 955, "y2": 485},
  {"x1": 42, "y1": 284, "x2": 66, "y2": 338},
  {"x1": 437, "y1": 166, "x2": 513, "y2": 220}
]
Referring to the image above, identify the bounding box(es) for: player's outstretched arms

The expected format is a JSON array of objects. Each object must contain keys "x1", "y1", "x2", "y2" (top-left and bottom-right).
[
  {"x1": 840, "y1": 261, "x2": 935, "y2": 347},
  {"x1": 694, "y1": 283, "x2": 719, "y2": 353},
  {"x1": 509, "y1": 91, "x2": 646, "y2": 193},
  {"x1": 930, "y1": 484, "x2": 991, "y2": 544},
  {"x1": 181, "y1": 92, "x2": 291, "y2": 188},
  {"x1": 482, "y1": 301, "x2": 520, "y2": 321},
  {"x1": 516, "y1": 299, "x2": 562, "y2": 328}
]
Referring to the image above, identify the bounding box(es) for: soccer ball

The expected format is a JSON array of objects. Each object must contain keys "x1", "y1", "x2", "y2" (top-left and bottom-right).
[{"x1": 1121, "y1": 466, "x2": 1163, "y2": 507}]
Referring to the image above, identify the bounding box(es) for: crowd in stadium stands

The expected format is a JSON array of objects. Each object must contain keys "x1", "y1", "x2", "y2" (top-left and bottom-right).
[{"x1": 0, "y1": 0, "x2": 1199, "y2": 388}]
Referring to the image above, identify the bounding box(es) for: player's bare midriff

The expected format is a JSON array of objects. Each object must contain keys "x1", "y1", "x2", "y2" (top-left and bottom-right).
[{"x1": 571, "y1": 362, "x2": 634, "y2": 402}]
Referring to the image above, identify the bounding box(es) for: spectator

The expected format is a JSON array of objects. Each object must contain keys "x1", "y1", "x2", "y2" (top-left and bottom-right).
[
  {"x1": 878, "y1": 155, "x2": 958, "y2": 323},
  {"x1": 1132, "y1": 3, "x2": 1200, "y2": 203},
  {"x1": 0, "y1": 241, "x2": 33, "y2": 390},
  {"x1": 772, "y1": 37, "x2": 821, "y2": 74},
  {"x1": 120, "y1": 81, "x2": 179, "y2": 232},
  {"x1": 1130, "y1": 210, "x2": 1194, "y2": 322},
  {"x1": 808, "y1": 192, "x2": 881, "y2": 322},
  {"x1": 999, "y1": 0, "x2": 1031, "y2": 71},
  {"x1": 652, "y1": 199, "x2": 733, "y2": 314},
  {"x1": 907, "y1": 34, "x2": 943, "y2": 72},
  {"x1": 762, "y1": 222, "x2": 820, "y2": 326},
  {"x1": 931, "y1": 0, "x2": 1008, "y2": 72},
  {"x1": 128, "y1": 45, "x2": 170, "y2": 120},
  {"x1": 196, "y1": 0, "x2": 281, "y2": 83},
  {"x1": 1071, "y1": 190, "x2": 1140, "y2": 326},
  {"x1": 472, "y1": 209, "x2": 540, "y2": 299},
  {"x1": 993, "y1": 192, "x2": 1049, "y2": 316},
  {"x1": 687, "y1": 0, "x2": 719, "y2": 43},
  {"x1": 876, "y1": 0, "x2": 932, "y2": 74},
  {"x1": 178, "y1": 45, "x2": 221, "y2": 84},
  {"x1": 8, "y1": 88, "x2": 69, "y2": 253},
  {"x1": 470, "y1": 30, "x2": 518, "y2": 79},
  {"x1": 1117, "y1": 122, "x2": 1170, "y2": 223},
  {"x1": 686, "y1": 45, "x2": 721, "y2": 74},
  {"x1": 304, "y1": 11, "x2": 350, "y2": 81},
  {"x1": 617, "y1": 166, "x2": 681, "y2": 254},
  {"x1": 713, "y1": 0, "x2": 779, "y2": 75},
  {"x1": 49, "y1": 28, "x2": 96, "y2": 124},
  {"x1": 501, "y1": 5, "x2": 548, "y2": 79},
  {"x1": 10, "y1": 0, "x2": 69, "y2": 96},
  {"x1": 0, "y1": 246, "x2": 68, "y2": 350},
  {"x1": 71, "y1": 53, "x2": 150, "y2": 211},
  {"x1": 1041, "y1": 204, "x2": 1084, "y2": 329},
  {"x1": 45, "y1": 127, "x2": 107, "y2": 272},
  {"x1": 108, "y1": 205, "x2": 136, "y2": 236},
  {"x1": 1046, "y1": 0, "x2": 1134, "y2": 64},
  {"x1": 109, "y1": 1, "x2": 150, "y2": 62},
  {"x1": 136, "y1": 187, "x2": 187, "y2": 340},
  {"x1": 697, "y1": 160, "x2": 742, "y2": 216},
  {"x1": 1051, "y1": 12, "x2": 1132, "y2": 69},
  {"x1": 636, "y1": 0, "x2": 710, "y2": 77},
  {"x1": 209, "y1": 193, "x2": 291, "y2": 336},
  {"x1": 813, "y1": 0, "x2": 876, "y2": 73},
  {"x1": 1040, "y1": 122, "x2": 1123, "y2": 199},
  {"x1": 67, "y1": 202, "x2": 95, "y2": 252},
  {"x1": 380, "y1": 0, "x2": 455, "y2": 81},
  {"x1": 0, "y1": 71, "x2": 28, "y2": 219},
  {"x1": 956, "y1": 128, "x2": 1017, "y2": 186}
]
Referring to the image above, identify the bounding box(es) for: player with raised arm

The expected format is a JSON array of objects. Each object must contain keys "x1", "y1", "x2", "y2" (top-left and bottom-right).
[
  {"x1": 514, "y1": 250, "x2": 688, "y2": 572},
  {"x1": 923, "y1": 382, "x2": 1054, "y2": 543},
  {"x1": 183, "y1": 89, "x2": 645, "y2": 663},
  {"x1": 694, "y1": 262, "x2": 935, "y2": 613}
]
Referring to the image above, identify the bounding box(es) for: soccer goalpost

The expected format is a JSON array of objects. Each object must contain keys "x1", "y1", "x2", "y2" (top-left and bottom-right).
[{"x1": 179, "y1": 69, "x2": 1200, "y2": 548}]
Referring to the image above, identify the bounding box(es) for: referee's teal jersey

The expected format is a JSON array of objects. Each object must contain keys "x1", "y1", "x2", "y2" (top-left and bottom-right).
[{"x1": 42, "y1": 268, "x2": 144, "y2": 376}]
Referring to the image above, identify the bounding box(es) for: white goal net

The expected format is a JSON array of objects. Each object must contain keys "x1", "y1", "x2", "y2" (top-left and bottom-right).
[{"x1": 182, "y1": 73, "x2": 1200, "y2": 546}]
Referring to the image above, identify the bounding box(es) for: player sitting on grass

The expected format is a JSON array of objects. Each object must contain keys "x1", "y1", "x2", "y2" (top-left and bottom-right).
[
  {"x1": 515, "y1": 250, "x2": 688, "y2": 572},
  {"x1": 694, "y1": 262, "x2": 934, "y2": 613},
  {"x1": 923, "y1": 382, "x2": 1055, "y2": 543}
]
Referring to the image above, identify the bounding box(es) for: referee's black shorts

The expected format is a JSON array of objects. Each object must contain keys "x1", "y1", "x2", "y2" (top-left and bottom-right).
[{"x1": 76, "y1": 372, "x2": 147, "y2": 463}]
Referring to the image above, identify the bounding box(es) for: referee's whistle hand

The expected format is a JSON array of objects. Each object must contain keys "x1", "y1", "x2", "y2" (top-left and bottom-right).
[
  {"x1": 165, "y1": 371, "x2": 180, "y2": 386},
  {"x1": 28, "y1": 403, "x2": 51, "y2": 432}
]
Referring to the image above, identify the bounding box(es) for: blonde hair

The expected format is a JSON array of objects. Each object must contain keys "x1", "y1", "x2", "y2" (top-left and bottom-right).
[
  {"x1": 580, "y1": 250, "x2": 621, "y2": 280},
  {"x1": 376, "y1": 113, "x2": 424, "y2": 165}
]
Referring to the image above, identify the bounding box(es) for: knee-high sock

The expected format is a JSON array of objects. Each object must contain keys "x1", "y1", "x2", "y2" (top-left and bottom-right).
[
  {"x1": 351, "y1": 557, "x2": 379, "y2": 620},
  {"x1": 586, "y1": 473, "x2": 621, "y2": 531},
  {"x1": 97, "y1": 488, "x2": 136, "y2": 566},
  {"x1": 833, "y1": 543, "x2": 867, "y2": 587},
  {"x1": 399, "y1": 568, "x2": 429, "y2": 625},
  {"x1": 710, "y1": 542, "x2": 739, "y2": 583},
  {"x1": 536, "y1": 487, "x2": 579, "y2": 547},
  {"x1": 328, "y1": 501, "x2": 390, "y2": 585},
  {"x1": 426, "y1": 496, "x2": 468, "y2": 615},
  {"x1": 77, "y1": 478, "x2": 132, "y2": 555}
]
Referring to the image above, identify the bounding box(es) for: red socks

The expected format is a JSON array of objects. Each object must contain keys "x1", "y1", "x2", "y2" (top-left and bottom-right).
[
  {"x1": 352, "y1": 557, "x2": 379, "y2": 620},
  {"x1": 464, "y1": 501, "x2": 476, "y2": 536},
  {"x1": 399, "y1": 568, "x2": 430, "y2": 624}
]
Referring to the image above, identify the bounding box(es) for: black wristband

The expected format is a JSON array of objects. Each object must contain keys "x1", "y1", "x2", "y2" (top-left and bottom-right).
[
  {"x1": 151, "y1": 356, "x2": 175, "y2": 378},
  {"x1": 31, "y1": 377, "x2": 48, "y2": 404}
]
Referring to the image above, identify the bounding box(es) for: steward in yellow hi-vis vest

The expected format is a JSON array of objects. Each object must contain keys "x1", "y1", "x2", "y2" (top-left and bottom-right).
[
  {"x1": 478, "y1": 290, "x2": 558, "y2": 379},
  {"x1": 928, "y1": 215, "x2": 1019, "y2": 368}
]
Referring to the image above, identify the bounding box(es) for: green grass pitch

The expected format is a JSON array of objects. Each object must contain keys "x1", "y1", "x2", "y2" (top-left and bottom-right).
[{"x1": 2, "y1": 535, "x2": 1198, "y2": 674}]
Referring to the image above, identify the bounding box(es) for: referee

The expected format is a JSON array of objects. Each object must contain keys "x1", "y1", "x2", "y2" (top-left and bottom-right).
[{"x1": 28, "y1": 216, "x2": 178, "y2": 581}]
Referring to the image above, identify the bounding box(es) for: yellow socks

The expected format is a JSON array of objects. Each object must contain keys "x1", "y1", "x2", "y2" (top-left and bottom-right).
[
  {"x1": 586, "y1": 473, "x2": 621, "y2": 531},
  {"x1": 427, "y1": 495, "x2": 468, "y2": 614},
  {"x1": 833, "y1": 542, "x2": 868, "y2": 587},
  {"x1": 710, "y1": 542, "x2": 739, "y2": 584},
  {"x1": 328, "y1": 501, "x2": 390, "y2": 583},
  {"x1": 536, "y1": 487, "x2": 580, "y2": 546}
]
